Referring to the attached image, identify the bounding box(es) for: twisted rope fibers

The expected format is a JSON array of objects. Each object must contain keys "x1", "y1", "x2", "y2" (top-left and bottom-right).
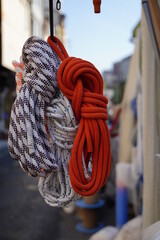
[
  {"x1": 38, "y1": 91, "x2": 80, "y2": 206},
  {"x1": 9, "y1": 36, "x2": 80, "y2": 206},
  {"x1": 48, "y1": 36, "x2": 111, "y2": 196}
]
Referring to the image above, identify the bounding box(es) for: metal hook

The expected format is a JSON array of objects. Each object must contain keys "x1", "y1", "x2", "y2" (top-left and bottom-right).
[{"x1": 56, "y1": 0, "x2": 61, "y2": 10}]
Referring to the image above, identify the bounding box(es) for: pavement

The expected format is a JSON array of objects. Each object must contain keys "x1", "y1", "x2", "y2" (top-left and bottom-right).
[
  {"x1": 0, "y1": 140, "x2": 8, "y2": 151},
  {"x1": 0, "y1": 142, "x2": 115, "y2": 240}
]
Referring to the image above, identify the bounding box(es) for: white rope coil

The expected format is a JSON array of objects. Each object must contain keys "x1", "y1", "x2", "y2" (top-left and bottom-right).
[
  {"x1": 38, "y1": 91, "x2": 80, "y2": 207},
  {"x1": 8, "y1": 36, "x2": 80, "y2": 206}
]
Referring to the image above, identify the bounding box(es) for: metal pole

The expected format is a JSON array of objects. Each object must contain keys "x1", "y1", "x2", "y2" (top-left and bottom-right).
[{"x1": 49, "y1": 0, "x2": 54, "y2": 41}]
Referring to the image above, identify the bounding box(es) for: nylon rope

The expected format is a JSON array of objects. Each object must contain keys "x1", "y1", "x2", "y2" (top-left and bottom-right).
[
  {"x1": 38, "y1": 91, "x2": 81, "y2": 206},
  {"x1": 8, "y1": 35, "x2": 111, "y2": 203},
  {"x1": 48, "y1": 36, "x2": 111, "y2": 196},
  {"x1": 8, "y1": 36, "x2": 79, "y2": 206}
]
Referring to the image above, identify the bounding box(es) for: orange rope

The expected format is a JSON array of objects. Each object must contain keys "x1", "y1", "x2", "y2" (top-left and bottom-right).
[{"x1": 48, "y1": 36, "x2": 111, "y2": 196}]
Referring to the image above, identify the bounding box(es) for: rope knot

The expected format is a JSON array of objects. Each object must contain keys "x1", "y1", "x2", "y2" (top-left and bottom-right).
[
  {"x1": 47, "y1": 36, "x2": 111, "y2": 196},
  {"x1": 56, "y1": 56, "x2": 108, "y2": 121}
]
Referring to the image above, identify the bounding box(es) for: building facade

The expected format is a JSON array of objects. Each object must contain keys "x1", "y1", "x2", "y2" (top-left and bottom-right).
[
  {"x1": 0, "y1": 0, "x2": 46, "y2": 137},
  {"x1": 31, "y1": 0, "x2": 44, "y2": 38},
  {"x1": 102, "y1": 56, "x2": 131, "y2": 104},
  {"x1": 0, "y1": 0, "x2": 66, "y2": 137}
]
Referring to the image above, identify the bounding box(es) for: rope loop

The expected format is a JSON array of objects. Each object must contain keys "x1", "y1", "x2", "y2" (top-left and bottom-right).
[
  {"x1": 56, "y1": 56, "x2": 108, "y2": 121},
  {"x1": 48, "y1": 36, "x2": 111, "y2": 196}
]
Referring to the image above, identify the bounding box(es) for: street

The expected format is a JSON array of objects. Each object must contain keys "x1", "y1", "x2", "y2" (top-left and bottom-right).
[
  {"x1": 0, "y1": 143, "x2": 91, "y2": 240},
  {"x1": 0, "y1": 142, "x2": 115, "y2": 240}
]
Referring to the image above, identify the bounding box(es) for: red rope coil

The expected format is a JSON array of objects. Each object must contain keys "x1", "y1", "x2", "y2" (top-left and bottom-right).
[{"x1": 48, "y1": 36, "x2": 111, "y2": 196}]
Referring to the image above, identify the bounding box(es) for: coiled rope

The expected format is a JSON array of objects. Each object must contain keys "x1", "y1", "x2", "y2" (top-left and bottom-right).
[
  {"x1": 38, "y1": 91, "x2": 80, "y2": 207},
  {"x1": 48, "y1": 36, "x2": 111, "y2": 196},
  {"x1": 8, "y1": 36, "x2": 60, "y2": 177},
  {"x1": 9, "y1": 36, "x2": 80, "y2": 206},
  {"x1": 8, "y1": 35, "x2": 111, "y2": 202}
]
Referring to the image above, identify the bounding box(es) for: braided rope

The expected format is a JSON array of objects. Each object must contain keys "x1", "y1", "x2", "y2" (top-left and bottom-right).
[
  {"x1": 8, "y1": 36, "x2": 80, "y2": 206},
  {"x1": 48, "y1": 36, "x2": 111, "y2": 196},
  {"x1": 38, "y1": 91, "x2": 80, "y2": 206},
  {"x1": 8, "y1": 34, "x2": 111, "y2": 203},
  {"x1": 12, "y1": 57, "x2": 24, "y2": 93},
  {"x1": 8, "y1": 36, "x2": 60, "y2": 177}
]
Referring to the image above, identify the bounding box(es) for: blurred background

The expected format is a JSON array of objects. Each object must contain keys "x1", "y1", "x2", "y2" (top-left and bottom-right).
[{"x1": 0, "y1": 0, "x2": 160, "y2": 240}]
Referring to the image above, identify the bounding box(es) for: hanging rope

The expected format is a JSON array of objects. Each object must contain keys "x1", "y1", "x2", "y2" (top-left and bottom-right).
[
  {"x1": 8, "y1": 36, "x2": 61, "y2": 177},
  {"x1": 8, "y1": 34, "x2": 111, "y2": 201},
  {"x1": 8, "y1": 36, "x2": 80, "y2": 206},
  {"x1": 38, "y1": 91, "x2": 80, "y2": 207},
  {"x1": 48, "y1": 36, "x2": 111, "y2": 196}
]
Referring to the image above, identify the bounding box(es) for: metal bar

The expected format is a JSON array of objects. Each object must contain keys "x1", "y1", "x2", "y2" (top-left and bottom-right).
[
  {"x1": 49, "y1": 0, "x2": 54, "y2": 41},
  {"x1": 0, "y1": 0, "x2": 2, "y2": 66},
  {"x1": 142, "y1": 0, "x2": 160, "y2": 63}
]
